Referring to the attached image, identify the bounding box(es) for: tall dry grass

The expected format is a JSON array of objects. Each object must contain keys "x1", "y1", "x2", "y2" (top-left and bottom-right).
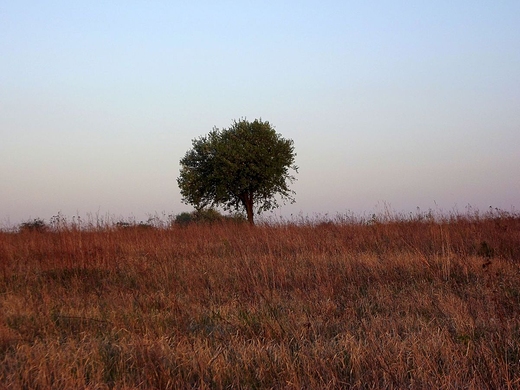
[{"x1": 0, "y1": 211, "x2": 519, "y2": 389}]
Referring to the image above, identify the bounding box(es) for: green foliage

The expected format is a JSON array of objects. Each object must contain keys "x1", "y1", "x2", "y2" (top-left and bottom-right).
[
  {"x1": 174, "y1": 210, "x2": 222, "y2": 225},
  {"x1": 174, "y1": 212, "x2": 194, "y2": 226},
  {"x1": 194, "y1": 208, "x2": 225, "y2": 223},
  {"x1": 174, "y1": 209, "x2": 247, "y2": 226},
  {"x1": 177, "y1": 118, "x2": 297, "y2": 224}
]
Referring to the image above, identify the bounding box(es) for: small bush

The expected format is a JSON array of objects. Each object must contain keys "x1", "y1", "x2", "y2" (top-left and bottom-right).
[
  {"x1": 19, "y1": 218, "x2": 47, "y2": 233},
  {"x1": 174, "y1": 212, "x2": 194, "y2": 226},
  {"x1": 194, "y1": 209, "x2": 225, "y2": 223},
  {"x1": 174, "y1": 209, "x2": 246, "y2": 226}
]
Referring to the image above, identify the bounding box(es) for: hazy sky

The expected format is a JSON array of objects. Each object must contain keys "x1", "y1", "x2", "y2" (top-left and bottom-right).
[{"x1": 2, "y1": 1, "x2": 519, "y2": 226}]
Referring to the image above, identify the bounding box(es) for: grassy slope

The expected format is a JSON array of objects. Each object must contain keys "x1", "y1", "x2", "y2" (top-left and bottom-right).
[{"x1": 1, "y1": 214, "x2": 519, "y2": 389}]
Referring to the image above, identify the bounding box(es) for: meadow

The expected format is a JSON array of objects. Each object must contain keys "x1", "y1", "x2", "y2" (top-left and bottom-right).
[{"x1": 1, "y1": 210, "x2": 519, "y2": 389}]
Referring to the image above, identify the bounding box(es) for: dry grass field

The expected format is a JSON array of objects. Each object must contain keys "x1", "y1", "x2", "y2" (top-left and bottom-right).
[{"x1": 1, "y1": 210, "x2": 519, "y2": 389}]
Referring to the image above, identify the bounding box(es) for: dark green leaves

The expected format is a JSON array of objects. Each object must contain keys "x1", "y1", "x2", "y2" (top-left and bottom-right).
[{"x1": 177, "y1": 119, "x2": 297, "y2": 224}]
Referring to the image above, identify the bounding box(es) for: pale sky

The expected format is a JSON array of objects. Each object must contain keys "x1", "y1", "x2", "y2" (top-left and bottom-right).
[{"x1": 2, "y1": 1, "x2": 519, "y2": 226}]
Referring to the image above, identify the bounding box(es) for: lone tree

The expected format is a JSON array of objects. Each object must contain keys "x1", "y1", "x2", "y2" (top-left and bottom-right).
[{"x1": 177, "y1": 118, "x2": 297, "y2": 225}]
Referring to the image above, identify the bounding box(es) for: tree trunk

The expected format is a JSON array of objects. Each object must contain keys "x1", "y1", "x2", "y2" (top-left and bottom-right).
[{"x1": 241, "y1": 193, "x2": 255, "y2": 225}]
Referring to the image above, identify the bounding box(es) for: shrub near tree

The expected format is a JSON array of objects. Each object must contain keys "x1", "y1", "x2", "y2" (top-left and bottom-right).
[
  {"x1": 174, "y1": 209, "x2": 246, "y2": 226},
  {"x1": 177, "y1": 119, "x2": 298, "y2": 225}
]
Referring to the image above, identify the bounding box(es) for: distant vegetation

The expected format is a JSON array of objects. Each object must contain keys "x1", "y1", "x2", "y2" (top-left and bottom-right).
[
  {"x1": 1, "y1": 209, "x2": 519, "y2": 388},
  {"x1": 18, "y1": 218, "x2": 48, "y2": 233},
  {"x1": 13, "y1": 209, "x2": 246, "y2": 233},
  {"x1": 174, "y1": 209, "x2": 246, "y2": 226}
]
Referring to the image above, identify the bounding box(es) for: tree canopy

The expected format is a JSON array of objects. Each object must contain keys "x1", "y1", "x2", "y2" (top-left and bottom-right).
[{"x1": 177, "y1": 119, "x2": 297, "y2": 225}]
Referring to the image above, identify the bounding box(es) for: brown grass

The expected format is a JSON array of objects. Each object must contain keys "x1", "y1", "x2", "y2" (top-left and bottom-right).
[{"x1": 1, "y1": 211, "x2": 519, "y2": 389}]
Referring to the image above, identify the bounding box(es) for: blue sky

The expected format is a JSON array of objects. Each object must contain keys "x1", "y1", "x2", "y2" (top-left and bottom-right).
[{"x1": 1, "y1": 1, "x2": 519, "y2": 225}]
